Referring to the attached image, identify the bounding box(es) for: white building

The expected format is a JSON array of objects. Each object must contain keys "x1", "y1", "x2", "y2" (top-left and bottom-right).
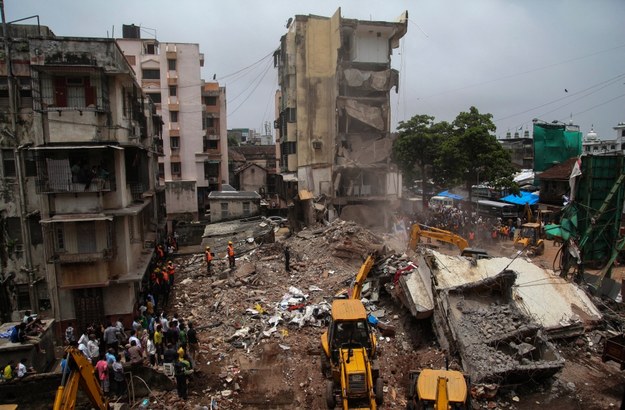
[
  {"x1": 582, "y1": 123, "x2": 625, "y2": 155},
  {"x1": 117, "y1": 25, "x2": 228, "y2": 225}
]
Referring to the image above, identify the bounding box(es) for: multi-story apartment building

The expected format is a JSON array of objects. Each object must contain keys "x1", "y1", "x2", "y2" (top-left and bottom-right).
[
  {"x1": 500, "y1": 130, "x2": 534, "y2": 169},
  {"x1": 117, "y1": 25, "x2": 228, "y2": 224},
  {"x1": 273, "y1": 9, "x2": 408, "y2": 224},
  {"x1": 0, "y1": 24, "x2": 165, "y2": 331}
]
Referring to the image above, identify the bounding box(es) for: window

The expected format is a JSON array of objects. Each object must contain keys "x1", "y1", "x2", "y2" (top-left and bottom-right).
[
  {"x1": 220, "y1": 202, "x2": 229, "y2": 219},
  {"x1": 170, "y1": 136, "x2": 180, "y2": 149},
  {"x1": 167, "y1": 59, "x2": 176, "y2": 70},
  {"x1": 23, "y1": 149, "x2": 37, "y2": 177},
  {"x1": 56, "y1": 226, "x2": 65, "y2": 250},
  {"x1": 170, "y1": 111, "x2": 178, "y2": 122},
  {"x1": 76, "y1": 222, "x2": 96, "y2": 253},
  {"x1": 29, "y1": 215, "x2": 43, "y2": 245},
  {"x1": 171, "y1": 162, "x2": 181, "y2": 176},
  {"x1": 158, "y1": 163, "x2": 165, "y2": 179},
  {"x1": 47, "y1": 76, "x2": 96, "y2": 108},
  {"x1": 16, "y1": 284, "x2": 30, "y2": 310},
  {"x1": 204, "y1": 96, "x2": 217, "y2": 106},
  {"x1": 145, "y1": 42, "x2": 158, "y2": 55},
  {"x1": 169, "y1": 86, "x2": 177, "y2": 97},
  {"x1": 243, "y1": 202, "x2": 250, "y2": 216},
  {"x1": 6, "y1": 217, "x2": 21, "y2": 247},
  {"x1": 2, "y1": 149, "x2": 15, "y2": 178},
  {"x1": 204, "y1": 139, "x2": 218, "y2": 151},
  {"x1": 142, "y1": 69, "x2": 161, "y2": 80},
  {"x1": 203, "y1": 117, "x2": 215, "y2": 129},
  {"x1": 125, "y1": 55, "x2": 136, "y2": 65},
  {"x1": 147, "y1": 92, "x2": 161, "y2": 104}
]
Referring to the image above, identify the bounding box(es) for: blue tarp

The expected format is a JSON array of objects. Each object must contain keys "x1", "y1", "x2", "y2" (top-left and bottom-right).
[
  {"x1": 500, "y1": 191, "x2": 539, "y2": 205},
  {"x1": 436, "y1": 190, "x2": 463, "y2": 200}
]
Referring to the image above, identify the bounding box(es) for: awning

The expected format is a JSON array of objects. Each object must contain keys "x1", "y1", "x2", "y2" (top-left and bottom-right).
[
  {"x1": 436, "y1": 190, "x2": 463, "y2": 200},
  {"x1": 40, "y1": 213, "x2": 113, "y2": 223},
  {"x1": 282, "y1": 173, "x2": 298, "y2": 182},
  {"x1": 501, "y1": 191, "x2": 539, "y2": 205},
  {"x1": 31, "y1": 145, "x2": 123, "y2": 150}
]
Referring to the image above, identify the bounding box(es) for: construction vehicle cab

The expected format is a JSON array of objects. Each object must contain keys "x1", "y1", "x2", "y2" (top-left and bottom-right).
[
  {"x1": 406, "y1": 368, "x2": 470, "y2": 410},
  {"x1": 514, "y1": 222, "x2": 545, "y2": 255},
  {"x1": 321, "y1": 254, "x2": 383, "y2": 409}
]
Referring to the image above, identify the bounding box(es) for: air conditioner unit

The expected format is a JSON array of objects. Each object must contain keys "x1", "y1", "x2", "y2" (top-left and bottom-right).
[{"x1": 312, "y1": 140, "x2": 322, "y2": 150}]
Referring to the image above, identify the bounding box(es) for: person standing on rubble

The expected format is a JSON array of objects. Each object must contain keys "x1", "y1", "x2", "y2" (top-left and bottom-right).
[
  {"x1": 205, "y1": 246, "x2": 213, "y2": 274},
  {"x1": 227, "y1": 240, "x2": 235, "y2": 268},
  {"x1": 284, "y1": 246, "x2": 291, "y2": 272}
]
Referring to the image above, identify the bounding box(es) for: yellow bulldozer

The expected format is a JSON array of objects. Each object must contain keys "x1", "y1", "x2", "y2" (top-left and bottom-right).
[{"x1": 321, "y1": 254, "x2": 384, "y2": 409}]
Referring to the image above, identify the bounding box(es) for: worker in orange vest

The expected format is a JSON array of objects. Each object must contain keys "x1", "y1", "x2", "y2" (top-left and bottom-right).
[
  {"x1": 227, "y1": 241, "x2": 235, "y2": 268},
  {"x1": 205, "y1": 246, "x2": 213, "y2": 274},
  {"x1": 167, "y1": 261, "x2": 175, "y2": 287},
  {"x1": 161, "y1": 267, "x2": 170, "y2": 305}
]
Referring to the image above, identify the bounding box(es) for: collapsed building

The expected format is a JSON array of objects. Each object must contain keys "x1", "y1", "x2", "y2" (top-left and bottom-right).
[
  {"x1": 273, "y1": 9, "x2": 408, "y2": 228},
  {"x1": 390, "y1": 249, "x2": 603, "y2": 383}
]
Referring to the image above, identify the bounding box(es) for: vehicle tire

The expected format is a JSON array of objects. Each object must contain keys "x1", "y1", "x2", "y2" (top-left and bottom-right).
[
  {"x1": 321, "y1": 354, "x2": 331, "y2": 378},
  {"x1": 406, "y1": 379, "x2": 415, "y2": 400},
  {"x1": 375, "y1": 377, "x2": 384, "y2": 405},
  {"x1": 537, "y1": 241, "x2": 545, "y2": 256},
  {"x1": 326, "y1": 380, "x2": 336, "y2": 408}
]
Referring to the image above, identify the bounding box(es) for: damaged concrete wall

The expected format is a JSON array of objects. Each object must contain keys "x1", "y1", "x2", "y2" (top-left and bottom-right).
[{"x1": 165, "y1": 180, "x2": 197, "y2": 216}]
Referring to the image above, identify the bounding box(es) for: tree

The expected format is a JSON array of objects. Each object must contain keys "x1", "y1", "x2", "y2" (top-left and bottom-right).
[
  {"x1": 392, "y1": 115, "x2": 448, "y2": 206},
  {"x1": 436, "y1": 106, "x2": 517, "y2": 200}
]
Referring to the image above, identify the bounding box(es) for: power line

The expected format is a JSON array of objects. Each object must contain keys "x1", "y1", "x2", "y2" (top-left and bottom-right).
[
  {"x1": 217, "y1": 51, "x2": 274, "y2": 81},
  {"x1": 418, "y1": 42, "x2": 625, "y2": 100},
  {"x1": 228, "y1": 58, "x2": 273, "y2": 104},
  {"x1": 229, "y1": 58, "x2": 274, "y2": 117},
  {"x1": 495, "y1": 72, "x2": 625, "y2": 122}
]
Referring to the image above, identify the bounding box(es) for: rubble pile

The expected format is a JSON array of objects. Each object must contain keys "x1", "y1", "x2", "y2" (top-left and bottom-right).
[{"x1": 162, "y1": 219, "x2": 430, "y2": 409}]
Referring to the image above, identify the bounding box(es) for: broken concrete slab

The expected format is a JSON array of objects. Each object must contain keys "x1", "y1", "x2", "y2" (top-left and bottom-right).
[
  {"x1": 428, "y1": 250, "x2": 602, "y2": 338},
  {"x1": 389, "y1": 254, "x2": 434, "y2": 319},
  {"x1": 436, "y1": 270, "x2": 565, "y2": 383}
]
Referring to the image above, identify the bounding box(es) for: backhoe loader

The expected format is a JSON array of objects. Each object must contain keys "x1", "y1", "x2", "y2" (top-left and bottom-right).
[
  {"x1": 53, "y1": 346, "x2": 124, "y2": 409},
  {"x1": 514, "y1": 222, "x2": 545, "y2": 256},
  {"x1": 405, "y1": 366, "x2": 470, "y2": 410},
  {"x1": 321, "y1": 254, "x2": 384, "y2": 409},
  {"x1": 408, "y1": 224, "x2": 488, "y2": 259}
]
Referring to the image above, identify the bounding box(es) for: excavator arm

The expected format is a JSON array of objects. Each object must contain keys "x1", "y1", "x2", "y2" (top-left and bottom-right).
[
  {"x1": 53, "y1": 347, "x2": 109, "y2": 410},
  {"x1": 351, "y1": 254, "x2": 376, "y2": 300},
  {"x1": 408, "y1": 224, "x2": 469, "y2": 252}
]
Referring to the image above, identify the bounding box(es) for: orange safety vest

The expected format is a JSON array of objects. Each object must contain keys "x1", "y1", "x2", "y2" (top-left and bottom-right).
[
  {"x1": 227, "y1": 245, "x2": 234, "y2": 257},
  {"x1": 205, "y1": 250, "x2": 213, "y2": 262},
  {"x1": 162, "y1": 270, "x2": 169, "y2": 282},
  {"x1": 168, "y1": 265, "x2": 175, "y2": 277}
]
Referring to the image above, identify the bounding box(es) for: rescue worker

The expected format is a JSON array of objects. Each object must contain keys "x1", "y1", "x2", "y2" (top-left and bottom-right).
[
  {"x1": 227, "y1": 241, "x2": 235, "y2": 268},
  {"x1": 156, "y1": 244, "x2": 165, "y2": 260},
  {"x1": 205, "y1": 246, "x2": 213, "y2": 274},
  {"x1": 161, "y1": 267, "x2": 170, "y2": 306},
  {"x1": 284, "y1": 246, "x2": 290, "y2": 272},
  {"x1": 167, "y1": 260, "x2": 175, "y2": 287},
  {"x1": 174, "y1": 347, "x2": 192, "y2": 400}
]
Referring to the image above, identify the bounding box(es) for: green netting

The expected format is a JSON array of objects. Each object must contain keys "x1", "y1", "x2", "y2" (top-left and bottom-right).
[
  {"x1": 574, "y1": 155, "x2": 625, "y2": 264},
  {"x1": 533, "y1": 123, "x2": 582, "y2": 172}
]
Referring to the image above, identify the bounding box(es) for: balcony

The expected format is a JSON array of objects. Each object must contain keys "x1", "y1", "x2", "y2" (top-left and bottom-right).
[
  {"x1": 33, "y1": 147, "x2": 117, "y2": 194},
  {"x1": 41, "y1": 215, "x2": 114, "y2": 264}
]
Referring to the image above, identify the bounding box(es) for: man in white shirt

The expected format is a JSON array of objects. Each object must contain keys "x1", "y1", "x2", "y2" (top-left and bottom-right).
[
  {"x1": 17, "y1": 358, "x2": 28, "y2": 378},
  {"x1": 128, "y1": 329, "x2": 142, "y2": 349},
  {"x1": 87, "y1": 334, "x2": 100, "y2": 361},
  {"x1": 78, "y1": 340, "x2": 90, "y2": 360}
]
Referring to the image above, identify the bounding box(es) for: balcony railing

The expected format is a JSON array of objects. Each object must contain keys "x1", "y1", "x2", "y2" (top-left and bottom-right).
[
  {"x1": 53, "y1": 249, "x2": 115, "y2": 264},
  {"x1": 36, "y1": 174, "x2": 116, "y2": 194}
]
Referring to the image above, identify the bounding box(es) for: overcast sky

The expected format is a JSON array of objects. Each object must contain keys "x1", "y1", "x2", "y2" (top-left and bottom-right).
[{"x1": 7, "y1": 0, "x2": 625, "y2": 140}]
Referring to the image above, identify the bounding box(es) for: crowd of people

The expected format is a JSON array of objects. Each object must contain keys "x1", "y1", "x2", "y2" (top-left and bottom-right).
[{"x1": 407, "y1": 204, "x2": 532, "y2": 248}]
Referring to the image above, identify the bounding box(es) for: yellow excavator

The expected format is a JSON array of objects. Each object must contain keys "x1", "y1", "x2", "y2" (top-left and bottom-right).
[
  {"x1": 321, "y1": 254, "x2": 384, "y2": 409},
  {"x1": 405, "y1": 365, "x2": 471, "y2": 410},
  {"x1": 408, "y1": 224, "x2": 488, "y2": 259},
  {"x1": 514, "y1": 222, "x2": 545, "y2": 256},
  {"x1": 53, "y1": 346, "x2": 120, "y2": 410}
]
